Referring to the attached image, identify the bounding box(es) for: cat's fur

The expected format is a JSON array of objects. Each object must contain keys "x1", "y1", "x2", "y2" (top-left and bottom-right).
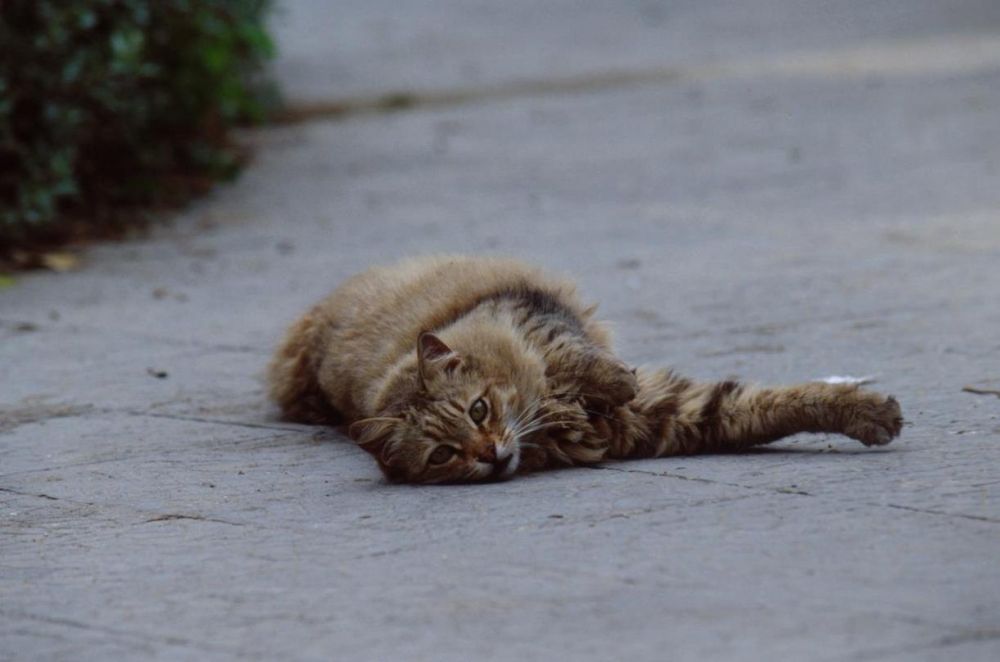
[{"x1": 268, "y1": 256, "x2": 903, "y2": 483}]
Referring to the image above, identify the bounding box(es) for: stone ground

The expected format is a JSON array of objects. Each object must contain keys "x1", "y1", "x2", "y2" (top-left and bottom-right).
[{"x1": 3, "y1": 1, "x2": 1000, "y2": 660}]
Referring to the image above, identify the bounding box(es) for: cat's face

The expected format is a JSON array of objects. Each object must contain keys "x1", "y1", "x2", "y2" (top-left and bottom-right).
[{"x1": 349, "y1": 332, "x2": 543, "y2": 483}]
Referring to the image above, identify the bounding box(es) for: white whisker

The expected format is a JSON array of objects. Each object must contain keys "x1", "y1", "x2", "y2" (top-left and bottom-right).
[{"x1": 512, "y1": 409, "x2": 562, "y2": 433}]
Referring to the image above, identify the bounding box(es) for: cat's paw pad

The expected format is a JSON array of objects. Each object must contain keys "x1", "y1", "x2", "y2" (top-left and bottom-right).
[{"x1": 843, "y1": 394, "x2": 903, "y2": 446}]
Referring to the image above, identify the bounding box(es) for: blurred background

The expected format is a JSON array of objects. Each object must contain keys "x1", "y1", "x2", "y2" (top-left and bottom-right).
[
  {"x1": 4, "y1": 1, "x2": 999, "y2": 265},
  {"x1": 1, "y1": 1, "x2": 275, "y2": 264}
]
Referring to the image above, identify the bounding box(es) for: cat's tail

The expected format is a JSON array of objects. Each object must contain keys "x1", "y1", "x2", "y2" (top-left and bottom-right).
[
  {"x1": 596, "y1": 369, "x2": 903, "y2": 460},
  {"x1": 267, "y1": 307, "x2": 339, "y2": 424}
]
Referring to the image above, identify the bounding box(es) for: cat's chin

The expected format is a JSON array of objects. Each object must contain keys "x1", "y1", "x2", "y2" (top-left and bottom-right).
[
  {"x1": 467, "y1": 453, "x2": 519, "y2": 483},
  {"x1": 445, "y1": 442, "x2": 519, "y2": 483}
]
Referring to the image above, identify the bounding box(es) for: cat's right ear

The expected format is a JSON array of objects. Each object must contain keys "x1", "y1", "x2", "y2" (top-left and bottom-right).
[
  {"x1": 417, "y1": 331, "x2": 461, "y2": 387},
  {"x1": 348, "y1": 417, "x2": 400, "y2": 459}
]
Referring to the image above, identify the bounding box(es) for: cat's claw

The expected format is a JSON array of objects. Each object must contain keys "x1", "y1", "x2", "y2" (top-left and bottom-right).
[{"x1": 843, "y1": 394, "x2": 903, "y2": 446}]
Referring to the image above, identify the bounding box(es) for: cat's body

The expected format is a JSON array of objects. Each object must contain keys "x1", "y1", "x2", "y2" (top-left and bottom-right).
[{"x1": 269, "y1": 256, "x2": 902, "y2": 483}]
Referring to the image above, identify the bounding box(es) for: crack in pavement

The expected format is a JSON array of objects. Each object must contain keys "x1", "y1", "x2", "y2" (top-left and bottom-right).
[
  {"x1": 0, "y1": 486, "x2": 251, "y2": 530},
  {"x1": 142, "y1": 513, "x2": 244, "y2": 526},
  {"x1": 883, "y1": 503, "x2": 1000, "y2": 524},
  {"x1": 128, "y1": 410, "x2": 309, "y2": 433},
  {"x1": 0, "y1": 487, "x2": 63, "y2": 501}
]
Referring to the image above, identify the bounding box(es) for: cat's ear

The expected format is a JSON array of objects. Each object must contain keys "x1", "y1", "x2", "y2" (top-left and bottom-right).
[
  {"x1": 348, "y1": 417, "x2": 400, "y2": 459},
  {"x1": 417, "y1": 331, "x2": 461, "y2": 385}
]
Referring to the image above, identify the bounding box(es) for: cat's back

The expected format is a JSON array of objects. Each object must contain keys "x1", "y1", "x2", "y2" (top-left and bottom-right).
[
  {"x1": 273, "y1": 255, "x2": 608, "y2": 421},
  {"x1": 310, "y1": 256, "x2": 586, "y2": 416},
  {"x1": 327, "y1": 255, "x2": 579, "y2": 339}
]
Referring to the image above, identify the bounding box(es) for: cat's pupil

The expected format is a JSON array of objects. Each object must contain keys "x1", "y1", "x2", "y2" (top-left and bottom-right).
[
  {"x1": 428, "y1": 446, "x2": 456, "y2": 465},
  {"x1": 469, "y1": 398, "x2": 488, "y2": 424}
]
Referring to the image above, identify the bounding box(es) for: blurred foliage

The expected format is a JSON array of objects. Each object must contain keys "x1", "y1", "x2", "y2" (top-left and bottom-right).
[{"x1": 0, "y1": 0, "x2": 275, "y2": 252}]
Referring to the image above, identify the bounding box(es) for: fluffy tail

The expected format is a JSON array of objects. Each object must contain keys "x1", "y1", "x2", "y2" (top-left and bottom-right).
[
  {"x1": 267, "y1": 308, "x2": 340, "y2": 424},
  {"x1": 590, "y1": 369, "x2": 903, "y2": 460}
]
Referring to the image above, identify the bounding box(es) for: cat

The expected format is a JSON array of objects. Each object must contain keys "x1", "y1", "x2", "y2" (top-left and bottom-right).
[{"x1": 268, "y1": 255, "x2": 903, "y2": 484}]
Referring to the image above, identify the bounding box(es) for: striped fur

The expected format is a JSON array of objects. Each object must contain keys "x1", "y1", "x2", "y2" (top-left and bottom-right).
[{"x1": 268, "y1": 256, "x2": 902, "y2": 483}]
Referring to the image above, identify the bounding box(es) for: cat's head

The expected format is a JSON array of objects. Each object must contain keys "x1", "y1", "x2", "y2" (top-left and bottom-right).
[{"x1": 348, "y1": 331, "x2": 544, "y2": 484}]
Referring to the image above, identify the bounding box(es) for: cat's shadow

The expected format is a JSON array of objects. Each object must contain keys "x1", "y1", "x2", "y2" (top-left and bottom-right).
[{"x1": 735, "y1": 445, "x2": 898, "y2": 456}]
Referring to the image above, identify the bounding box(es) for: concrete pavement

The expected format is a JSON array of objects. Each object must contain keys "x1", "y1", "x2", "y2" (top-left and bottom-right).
[{"x1": 3, "y1": 1, "x2": 1000, "y2": 660}]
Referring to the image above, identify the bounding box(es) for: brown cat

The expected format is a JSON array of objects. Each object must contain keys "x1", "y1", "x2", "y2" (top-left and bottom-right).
[{"x1": 268, "y1": 256, "x2": 903, "y2": 483}]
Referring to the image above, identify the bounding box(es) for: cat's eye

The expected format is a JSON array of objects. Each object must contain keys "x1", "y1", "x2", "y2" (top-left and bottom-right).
[
  {"x1": 428, "y1": 445, "x2": 456, "y2": 465},
  {"x1": 469, "y1": 398, "x2": 488, "y2": 424}
]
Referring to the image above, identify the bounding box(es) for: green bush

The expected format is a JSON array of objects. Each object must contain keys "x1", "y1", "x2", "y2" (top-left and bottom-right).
[{"x1": 0, "y1": 0, "x2": 275, "y2": 251}]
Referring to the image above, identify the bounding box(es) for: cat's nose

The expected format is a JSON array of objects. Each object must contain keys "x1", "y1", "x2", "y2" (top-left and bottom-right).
[
  {"x1": 491, "y1": 454, "x2": 512, "y2": 477},
  {"x1": 479, "y1": 443, "x2": 498, "y2": 463}
]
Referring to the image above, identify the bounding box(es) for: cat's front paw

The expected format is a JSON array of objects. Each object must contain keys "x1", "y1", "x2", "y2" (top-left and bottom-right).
[
  {"x1": 842, "y1": 393, "x2": 903, "y2": 446},
  {"x1": 595, "y1": 362, "x2": 639, "y2": 407}
]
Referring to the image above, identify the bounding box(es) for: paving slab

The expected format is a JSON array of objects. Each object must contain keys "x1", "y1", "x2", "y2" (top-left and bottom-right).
[{"x1": 3, "y1": 1, "x2": 1000, "y2": 661}]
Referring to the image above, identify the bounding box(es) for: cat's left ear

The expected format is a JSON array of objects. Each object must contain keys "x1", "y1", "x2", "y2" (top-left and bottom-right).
[
  {"x1": 417, "y1": 331, "x2": 462, "y2": 386},
  {"x1": 348, "y1": 417, "x2": 400, "y2": 459}
]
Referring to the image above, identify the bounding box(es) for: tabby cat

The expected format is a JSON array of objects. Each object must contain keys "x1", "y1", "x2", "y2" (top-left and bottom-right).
[{"x1": 268, "y1": 256, "x2": 902, "y2": 483}]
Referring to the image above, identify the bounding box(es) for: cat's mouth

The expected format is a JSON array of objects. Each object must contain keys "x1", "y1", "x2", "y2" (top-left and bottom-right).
[{"x1": 474, "y1": 446, "x2": 518, "y2": 482}]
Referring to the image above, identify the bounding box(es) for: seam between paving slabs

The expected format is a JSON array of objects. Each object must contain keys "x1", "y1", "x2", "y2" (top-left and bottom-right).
[
  {"x1": 128, "y1": 410, "x2": 310, "y2": 434},
  {"x1": 0, "y1": 609, "x2": 254, "y2": 659},
  {"x1": 589, "y1": 465, "x2": 1000, "y2": 525},
  {"x1": 0, "y1": 417, "x2": 359, "y2": 480},
  {"x1": 0, "y1": 485, "x2": 252, "y2": 529}
]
